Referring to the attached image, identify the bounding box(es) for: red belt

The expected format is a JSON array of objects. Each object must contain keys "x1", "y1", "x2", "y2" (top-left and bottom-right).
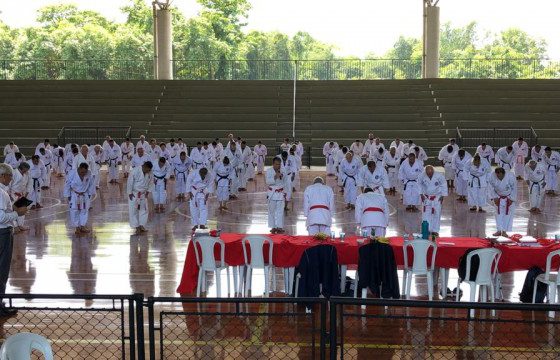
[
  {"x1": 310, "y1": 205, "x2": 329, "y2": 211},
  {"x1": 423, "y1": 195, "x2": 437, "y2": 214},
  {"x1": 363, "y1": 207, "x2": 384, "y2": 214},
  {"x1": 497, "y1": 196, "x2": 512, "y2": 215}
]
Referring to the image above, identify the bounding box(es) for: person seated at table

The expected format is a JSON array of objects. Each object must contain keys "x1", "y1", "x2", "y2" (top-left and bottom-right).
[
  {"x1": 419, "y1": 165, "x2": 448, "y2": 237},
  {"x1": 303, "y1": 177, "x2": 335, "y2": 235},
  {"x1": 489, "y1": 167, "x2": 517, "y2": 237},
  {"x1": 524, "y1": 160, "x2": 546, "y2": 214},
  {"x1": 355, "y1": 187, "x2": 389, "y2": 237},
  {"x1": 266, "y1": 157, "x2": 290, "y2": 234}
]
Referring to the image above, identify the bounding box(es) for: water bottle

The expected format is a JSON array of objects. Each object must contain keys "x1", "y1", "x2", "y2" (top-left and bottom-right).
[
  {"x1": 331, "y1": 231, "x2": 336, "y2": 239},
  {"x1": 421, "y1": 221, "x2": 430, "y2": 240},
  {"x1": 340, "y1": 232, "x2": 345, "y2": 242}
]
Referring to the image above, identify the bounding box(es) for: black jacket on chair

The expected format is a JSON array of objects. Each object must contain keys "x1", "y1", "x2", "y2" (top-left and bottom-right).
[
  {"x1": 294, "y1": 244, "x2": 341, "y2": 298},
  {"x1": 357, "y1": 242, "x2": 400, "y2": 299}
]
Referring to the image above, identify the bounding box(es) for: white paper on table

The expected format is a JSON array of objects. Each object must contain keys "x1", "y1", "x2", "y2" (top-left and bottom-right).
[
  {"x1": 495, "y1": 236, "x2": 512, "y2": 243},
  {"x1": 519, "y1": 236, "x2": 537, "y2": 243}
]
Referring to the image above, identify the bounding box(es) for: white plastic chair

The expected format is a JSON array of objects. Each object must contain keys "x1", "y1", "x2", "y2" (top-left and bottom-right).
[
  {"x1": 193, "y1": 236, "x2": 238, "y2": 297},
  {"x1": 533, "y1": 249, "x2": 560, "y2": 314},
  {"x1": 0, "y1": 332, "x2": 53, "y2": 360},
  {"x1": 241, "y1": 235, "x2": 276, "y2": 297},
  {"x1": 456, "y1": 248, "x2": 501, "y2": 317},
  {"x1": 403, "y1": 240, "x2": 437, "y2": 300}
]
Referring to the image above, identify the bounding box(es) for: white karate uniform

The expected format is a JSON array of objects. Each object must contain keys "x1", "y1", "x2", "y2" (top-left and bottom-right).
[
  {"x1": 295, "y1": 143, "x2": 304, "y2": 169},
  {"x1": 63, "y1": 170, "x2": 96, "y2": 227},
  {"x1": 358, "y1": 164, "x2": 390, "y2": 195},
  {"x1": 52, "y1": 147, "x2": 65, "y2": 174},
  {"x1": 524, "y1": 163, "x2": 546, "y2": 209},
  {"x1": 464, "y1": 159, "x2": 491, "y2": 208},
  {"x1": 287, "y1": 154, "x2": 299, "y2": 191},
  {"x1": 419, "y1": 172, "x2": 448, "y2": 233},
  {"x1": 35, "y1": 143, "x2": 52, "y2": 155},
  {"x1": 495, "y1": 147, "x2": 514, "y2": 171},
  {"x1": 265, "y1": 167, "x2": 289, "y2": 229},
  {"x1": 413, "y1": 147, "x2": 428, "y2": 166},
  {"x1": 531, "y1": 147, "x2": 545, "y2": 163},
  {"x1": 303, "y1": 183, "x2": 334, "y2": 235},
  {"x1": 146, "y1": 145, "x2": 161, "y2": 162},
  {"x1": 3, "y1": 144, "x2": 19, "y2": 156},
  {"x1": 362, "y1": 139, "x2": 376, "y2": 158},
  {"x1": 9, "y1": 169, "x2": 32, "y2": 227},
  {"x1": 383, "y1": 152, "x2": 400, "y2": 189},
  {"x1": 340, "y1": 157, "x2": 362, "y2": 205},
  {"x1": 28, "y1": 160, "x2": 47, "y2": 206},
  {"x1": 323, "y1": 143, "x2": 338, "y2": 175},
  {"x1": 402, "y1": 143, "x2": 416, "y2": 158},
  {"x1": 167, "y1": 143, "x2": 180, "y2": 162},
  {"x1": 201, "y1": 147, "x2": 214, "y2": 168},
  {"x1": 398, "y1": 160, "x2": 423, "y2": 206},
  {"x1": 4, "y1": 153, "x2": 25, "y2": 170},
  {"x1": 280, "y1": 142, "x2": 292, "y2": 153},
  {"x1": 488, "y1": 172, "x2": 517, "y2": 232},
  {"x1": 120, "y1": 142, "x2": 134, "y2": 174},
  {"x1": 223, "y1": 147, "x2": 242, "y2": 195},
  {"x1": 476, "y1": 145, "x2": 495, "y2": 165},
  {"x1": 355, "y1": 192, "x2": 389, "y2": 236},
  {"x1": 91, "y1": 150, "x2": 103, "y2": 187},
  {"x1": 176, "y1": 143, "x2": 188, "y2": 157},
  {"x1": 543, "y1": 151, "x2": 560, "y2": 191},
  {"x1": 239, "y1": 146, "x2": 253, "y2": 188},
  {"x1": 367, "y1": 143, "x2": 386, "y2": 162},
  {"x1": 254, "y1": 144, "x2": 267, "y2": 173},
  {"x1": 127, "y1": 166, "x2": 154, "y2": 228},
  {"x1": 190, "y1": 147, "x2": 207, "y2": 171},
  {"x1": 152, "y1": 161, "x2": 171, "y2": 205},
  {"x1": 131, "y1": 154, "x2": 151, "y2": 169},
  {"x1": 136, "y1": 140, "x2": 149, "y2": 152},
  {"x1": 72, "y1": 153, "x2": 95, "y2": 174},
  {"x1": 452, "y1": 152, "x2": 472, "y2": 196},
  {"x1": 512, "y1": 141, "x2": 529, "y2": 177},
  {"x1": 278, "y1": 156, "x2": 296, "y2": 201},
  {"x1": 213, "y1": 162, "x2": 234, "y2": 202},
  {"x1": 389, "y1": 141, "x2": 405, "y2": 159},
  {"x1": 38, "y1": 150, "x2": 53, "y2": 187},
  {"x1": 159, "y1": 148, "x2": 170, "y2": 162},
  {"x1": 64, "y1": 153, "x2": 75, "y2": 176},
  {"x1": 438, "y1": 146, "x2": 457, "y2": 181},
  {"x1": 187, "y1": 172, "x2": 214, "y2": 227},
  {"x1": 350, "y1": 142, "x2": 364, "y2": 158},
  {"x1": 104, "y1": 145, "x2": 122, "y2": 181},
  {"x1": 173, "y1": 158, "x2": 191, "y2": 195}
]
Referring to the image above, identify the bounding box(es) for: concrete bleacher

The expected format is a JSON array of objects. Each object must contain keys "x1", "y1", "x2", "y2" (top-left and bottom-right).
[{"x1": 0, "y1": 79, "x2": 559, "y2": 165}]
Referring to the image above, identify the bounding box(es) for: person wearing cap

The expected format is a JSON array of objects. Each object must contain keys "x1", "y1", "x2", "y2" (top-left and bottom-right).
[
  {"x1": 512, "y1": 137, "x2": 529, "y2": 180},
  {"x1": 303, "y1": 177, "x2": 334, "y2": 235},
  {"x1": 355, "y1": 187, "x2": 389, "y2": 236}
]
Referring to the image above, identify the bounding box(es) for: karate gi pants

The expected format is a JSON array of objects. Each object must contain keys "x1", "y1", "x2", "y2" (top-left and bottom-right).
[
  {"x1": 307, "y1": 224, "x2": 331, "y2": 236},
  {"x1": 422, "y1": 198, "x2": 442, "y2": 233},
  {"x1": 467, "y1": 185, "x2": 487, "y2": 208},
  {"x1": 216, "y1": 185, "x2": 229, "y2": 202},
  {"x1": 514, "y1": 157, "x2": 525, "y2": 177},
  {"x1": 230, "y1": 172, "x2": 240, "y2": 195},
  {"x1": 455, "y1": 172, "x2": 468, "y2": 196},
  {"x1": 239, "y1": 166, "x2": 248, "y2": 188},
  {"x1": 343, "y1": 178, "x2": 358, "y2": 205},
  {"x1": 175, "y1": 173, "x2": 188, "y2": 194},
  {"x1": 129, "y1": 195, "x2": 148, "y2": 228},
  {"x1": 529, "y1": 183, "x2": 544, "y2": 209},
  {"x1": 326, "y1": 156, "x2": 336, "y2": 175},
  {"x1": 257, "y1": 156, "x2": 265, "y2": 173},
  {"x1": 122, "y1": 158, "x2": 131, "y2": 174},
  {"x1": 387, "y1": 170, "x2": 398, "y2": 189},
  {"x1": 545, "y1": 169, "x2": 558, "y2": 191},
  {"x1": 107, "y1": 162, "x2": 119, "y2": 181},
  {"x1": 153, "y1": 179, "x2": 167, "y2": 205},
  {"x1": 30, "y1": 179, "x2": 42, "y2": 205},
  {"x1": 402, "y1": 181, "x2": 420, "y2": 206},
  {"x1": 494, "y1": 198, "x2": 515, "y2": 232},
  {"x1": 189, "y1": 196, "x2": 208, "y2": 227},
  {"x1": 45, "y1": 166, "x2": 51, "y2": 186},
  {"x1": 444, "y1": 163, "x2": 454, "y2": 181},
  {"x1": 70, "y1": 194, "x2": 90, "y2": 227},
  {"x1": 268, "y1": 200, "x2": 285, "y2": 229}
]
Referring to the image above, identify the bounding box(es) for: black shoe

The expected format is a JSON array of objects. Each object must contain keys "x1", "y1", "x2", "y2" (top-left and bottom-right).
[{"x1": 0, "y1": 307, "x2": 18, "y2": 317}]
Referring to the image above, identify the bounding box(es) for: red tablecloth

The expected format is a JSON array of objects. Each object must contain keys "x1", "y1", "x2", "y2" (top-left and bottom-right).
[{"x1": 176, "y1": 234, "x2": 493, "y2": 294}]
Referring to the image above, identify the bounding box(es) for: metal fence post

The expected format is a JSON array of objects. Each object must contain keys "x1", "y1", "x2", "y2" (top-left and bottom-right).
[
  {"x1": 147, "y1": 297, "x2": 156, "y2": 360},
  {"x1": 320, "y1": 300, "x2": 327, "y2": 360},
  {"x1": 329, "y1": 302, "x2": 337, "y2": 360},
  {"x1": 135, "y1": 294, "x2": 145, "y2": 360},
  {"x1": 128, "y1": 297, "x2": 137, "y2": 360}
]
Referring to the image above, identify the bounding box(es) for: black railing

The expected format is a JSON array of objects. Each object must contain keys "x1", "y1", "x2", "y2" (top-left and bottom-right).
[
  {"x1": 456, "y1": 127, "x2": 539, "y2": 150},
  {"x1": 58, "y1": 126, "x2": 132, "y2": 146}
]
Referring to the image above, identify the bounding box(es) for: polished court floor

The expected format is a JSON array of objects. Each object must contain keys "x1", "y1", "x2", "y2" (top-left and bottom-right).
[{"x1": 8, "y1": 166, "x2": 560, "y2": 301}]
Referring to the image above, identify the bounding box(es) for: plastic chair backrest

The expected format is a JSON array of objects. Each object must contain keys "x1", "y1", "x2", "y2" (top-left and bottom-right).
[
  {"x1": 466, "y1": 248, "x2": 501, "y2": 284},
  {"x1": 193, "y1": 236, "x2": 225, "y2": 271},
  {"x1": 544, "y1": 249, "x2": 560, "y2": 283},
  {"x1": 0, "y1": 332, "x2": 54, "y2": 360},
  {"x1": 242, "y1": 235, "x2": 273, "y2": 268},
  {"x1": 403, "y1": 240, "x2": 437, "y2": 273}
]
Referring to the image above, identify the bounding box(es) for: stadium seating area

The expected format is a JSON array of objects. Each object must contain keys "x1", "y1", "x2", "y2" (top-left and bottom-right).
[{"x1": 1, "y1": 79, "x2": 559, "y2": 165}]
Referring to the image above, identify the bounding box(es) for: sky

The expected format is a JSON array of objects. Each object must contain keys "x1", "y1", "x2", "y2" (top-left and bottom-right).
[{"x1": 1, "y1": 0, "x2": 559, "y2": 58}]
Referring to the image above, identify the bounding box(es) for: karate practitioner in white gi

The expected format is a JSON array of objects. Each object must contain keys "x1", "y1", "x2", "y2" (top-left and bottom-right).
[
  {"x1": 104, "y1": 139, "x2": 122, "y2": 183},
  {"x1": 488, "y1": 167, "x2": 517, "y2": 237},
  {"x1": 120, "y1": 138, "x2": 134, "y2": 178},
  {"x1": 389, "y1": 138, "x2": 405, "y2": 160},
  {"x1": 127, "y1": 161, "x2": 154, "y2": 235},
  {"x1": 358, "y1": 160, "x2": 390, "y2": 195},
  {"x1": 266, "y1": 157, "x2": 290, "y2": 234},
  {"x1": 495, "y1": 145, "x2": 515, "y2": 172},
  {"x1": 543, "y1": 146, "x2": 560, "y2": 196},
  {"x1": 190, "y1": 142, "x2": 207, "y2": 171},
  {"x1": 186, "y1": 167, "x2": 214, "y2": 231},
  {"x1": 64, "y1": 163, "x2": 96, "y2": 235},
  {"x1": 223, "y1": 142, "x2": 242, "y2": 198},
  {"x1": 52, "y1": 146, "x2": 65, "y2": 177},
  {"x1": 9, "y1": 162, "x2": 32, "y2": 233},
  {"x1": 398, "y1": 153, "x2": 423, "y2": 212},
  {"x1": 173, "y1": 151, "x2": 191, "y2": 201},
  {"x1": 152, "y1": 157, "x2": 171, "y2": 212},
  {"x1": 167, "y1": 139, "x2": 180, "y2": 163},
  {"x1": 131, "y1": 147, "x2": 150, "y2": 169},
  {"x1": 531, "y1": 144, "x2": 545, "y2": 163},
  {"x1": 37, "y1": 147, "x2": 53, "y2": 189},
  {"x1": 323, "y1": 141, "x2": 338, "y2": 176},
  {"x1": 476, "y1": 143, "x2": 494, "y2": 165},
  {"x1": 362, "y1": 134, "x2": 375, "y2": 160},
  {"x1": 295, "y1": 140, "x2": 304, "y2": 170},
  {"x1": 303, "y1": 177, "x2": 334, "y2": 235},
  {"x1": 136, "y1": 135, "x2": 149, "y2": 152},
  {"x1": 419, "y1": 165, "x2": 448, "y2": 236},
  {"x1": 438, "y1": 144, "x2": 457, "y2": 189},
  {"x1": 254, "y1": 141, "x2": 267, "y2": 174},
  {"x1": 35, "y1": 139, "x2": 52, "y2": 155},
  {"x1": 464, "y1": 155, "x2": 491, "y2": 212},
  {"x1": 238, "y1": 141, "x2": 253, "y2": 191},
  {"x1": 350, "y1": 140, "x2": 364, "y2": 162},
  {"x1": 355, "y1": 188, "x2": 389, "y2": 237},
  {"x1": 28, "y1": 155, "x2": 47, "y2": 209},
  {"x1": 383, "y1": 147, "x2": 400, "y2": 195},
  {"x1": 91, "y1": 145, "x2": 104, "y2": 189},
  {"x1": 64, "y1": 147, "x2": 78, "y2": 177},
  {"x1": 4, "y1": 152, "x2": 25, "y2": 171},
  {"x1": 146, "y1": 141, "x2": 161, "y2": 162},
  {"x1": 214, "y1": 156, "x2": 235, "y2": 210},
  {"x1": 512, "y1": 137, "x2": 529, "y2": 180},
  {"x1": 452, "y1": 149, "x2": 472, "y2": 202},
  {"x1": 339, "y1": 152, "x2": 362, "y2": 209},
  {"x1": 524, "y1": 160, "x2": 546, "y2": 213},
  {"x1": 3, "y1": 142, "x2": 18, "y2": 157}
]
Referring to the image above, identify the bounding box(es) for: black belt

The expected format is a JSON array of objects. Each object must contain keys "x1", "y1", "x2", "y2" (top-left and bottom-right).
[
  {"x1": 404, "y1": 179, "x2": 416, "y2": 190},
  {"x1": 175, "y1": 170, "x2": 188, "y2": 183},
  {"x1": 217, "y1": 174, "x2": 229, "y2": 184},
  {"x1": 548, "y1": 164, "x2": 558, "y2": 171},
  {"x1": 44, "y1": 162, "x2": 51, "y2": 167},
  {"x1": 343, "y1": 173, "x2": 356, "y2": 188},
  {"x1": 32, "y1": 178, "x2": 40, "y2": 190},
  {"x1": 108, "y1": 157, "x2": 118, "y2": 166},
  {"x1": 470, "y1": 175, "x2": 481, "y2": 188},
  {"x1": 386, "y1": 165, "x2": 395, "y2": 169},
  {"x1": 530, "y1": 180, "x2": 544, "y2": 195}
]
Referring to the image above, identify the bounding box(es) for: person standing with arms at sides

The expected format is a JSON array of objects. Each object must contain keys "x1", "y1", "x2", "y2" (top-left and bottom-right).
[
  {"x1": 295, "y1": 140, "x2": 304, "y2": 170},
  {"x1": 131, "y1": 146, "x2": 150, "y2": 169},
  {"x1": 152, "y1": 157, "x2": 171, "y2": 213},
  {"x1": 37, "y1": 147, "x2": 53, "y2": 189},
  {"x1": 452, "y1": 149, "x2": 472, "y2": 202},
  {"x1": 303, "y1": 177, "x2": 334, "y2": 235},
  {"x1": 401, "y1": 140, "x2": 416, "y2": 161},
  {"x1": 512, "y1": 137, "x2": 529, "y2": 180},
  {"x1": 350, "y1": 140, "x2": 364, "y2": 162},
  {"x1": 167, "y1": 138, "x2": 179, "y2": 163},
  {"x1": 476, "y1": 142, "x2": 494, "y2": 165},
  {"x1": 214, "y1": 156, "x2": 234, "y2": 210},
  {"x1": 146, "y1": 139, "x2": 160, "y2": 161},
  {"x1": 495, "y1": 145, "x2": 514, "y2": 172},
  {"x1": 439, "y1": 145, "x2": 457, "y2": 189},
  {"x1": 0, "y1": 163, "x2": 28, "y2": 316},
  {"x1": 3, "y1": 142, "x2": 18, "y2": 157},
  {"x1": 398, "y1": 152, "x2": 422, "y2": 212},
  {"x1": 323, "y1": 141, "x2": 338, "y2": 176},
  {"x1": 340, "y1": 152, "x2": 362, "y2": 209},
  {"x1": 280, "y1": 138, "x2": 291, "y2": 153},
  {"x1": 64, "y1": 163, "x2": 96, "y2": 235},
  {"x1": 104, "y1": 139, "x2": 122, "y2": 184},
  {"x1": 266, "y1": 157, "x2": 289, "y2": 234},
  {"x1": 190, "y1": 142, "x2": 206, "y2": 171},
  {"x1": 254, "y1": 141, "x2": 267, "y2": 174},
  {"x1": 136, "y1": 135, "x2": 149, "y2": 152},
  {"x1": 383, "y1": 147, "x2": 400, "y2": 195},
  {"x1": 465, "y1": 155, "x2": 490, "y2": 212},
  {"x1": 489, "y1": 167, "x2": 517, "y2": 237},
  {"x1": 209, "y1": 141, "x2": 222, "y2": 169},
  {"x1": 28, "y1": 155, "x2": 46, "y2": 209},
  {"x1": 173, "y1": 152, "x2": 191, "y2": 201},
  {"x1": 51, "y1": 145, "x2": 64, "y2": 177},
  {"x1": 238, "y1": 141, "x2": 252, "y2": 192},
  {"x1": 120, "y1": 137, "x2": 134, "y2": 178},
  {"x1": 91, "y1": 145, "x2": 103, "y2": 189},
  {"x1": 186, "y1": 167, "x2": 214, "y2": 231},
  {"x1": 389, "y1": 138, "x2": 404, "y2": 159},
  {"x1": 524, "y1": 160, "x2": 546, "y2": 214},
  {"x1": 355, "y1": 187, "x2": 389, "y2": 237},
  {"x1": 362, "y1": 134, "x2": 375, "y2": 160},
  {"x1": 543, "y1": 146, "x2": 560, "y2": 196},
  {"x1": 9, "y1": 162, "x2": 32, "y2": 233},
  {"x1": 176, "y1": 138, "x2": 188, "y2": 155},
  {"x1": 158, "y1": 143, "x2": 170, "y2": 162},
  {"x1": 64, "y1": 147, "x2": 78, "y2": 177},
  {"x1": 223, "y1": 141, "x2": 242, "y2": 199},
  {"x1": 419, "y1": 165, "x2": 448, "y2": 236},
  {"x1": 127, "y1": 161, "x2": 154, "y2": 235}
]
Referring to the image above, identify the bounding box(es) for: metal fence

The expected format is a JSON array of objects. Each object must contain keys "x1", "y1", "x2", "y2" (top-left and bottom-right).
[
  {"x1": 1, "y1": 59, "x2": 559, "y2": 80},
  {"x1": 330, "y1": 297, "x2": 560, "y2": 360},
  {"x1": 456, "y1": 127, "x2": 539, "y2": 150},
  {"x1": 0, "y1": 293, "x2": 144, "y2": 359},
  {"x1": 146, "y1": 297, "x2": 328, "y2": 360},
  {"x1": 57, "y1": 126, "x2": 132, "y2": 147}
]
